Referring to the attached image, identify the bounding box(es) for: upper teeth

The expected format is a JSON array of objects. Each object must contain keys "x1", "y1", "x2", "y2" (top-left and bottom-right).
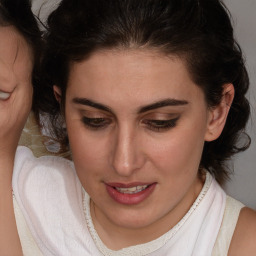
[
  {"x1": 116, "y1": 185, "x2": 148, "y2": 194},
  {"x1": 0, "y1": 92, "x2": 11, "y2": 100}
]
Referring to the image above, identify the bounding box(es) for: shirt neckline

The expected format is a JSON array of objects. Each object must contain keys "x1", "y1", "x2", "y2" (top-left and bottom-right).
[{"x1": 82, "y1": 172, "x2": 212, "y2": 256}]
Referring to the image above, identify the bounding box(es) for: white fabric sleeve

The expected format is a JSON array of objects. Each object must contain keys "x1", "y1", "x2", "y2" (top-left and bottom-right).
[
  {"x1": 13, "y1": 196, "x2": 43, "y2": 256},
  {"x1": 212, "y1": 196, "x2": 244, "y2": 256}
]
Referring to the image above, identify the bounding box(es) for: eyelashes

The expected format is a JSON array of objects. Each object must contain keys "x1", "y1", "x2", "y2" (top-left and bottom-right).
[
  {"x1": 82, "y1": 116, "x2": 111, "y2": 129},
  {"x1": 142, "y1": 117, "x2": 179, "y2": 131},
  {"x1": 81, "y1": 116, "x2": 180, "y2": 132}
]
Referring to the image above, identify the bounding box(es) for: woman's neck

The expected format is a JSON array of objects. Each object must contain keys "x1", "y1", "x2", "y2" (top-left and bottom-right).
[{"x1": 90, "y1": 176, "x2": 204, "y2": 251}]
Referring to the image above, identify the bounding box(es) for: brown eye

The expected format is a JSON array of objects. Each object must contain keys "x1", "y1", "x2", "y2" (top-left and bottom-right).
[
  {"x1": 82, "y1": 116, "x2": 111, "y2": 129},
  {"x1": 143, "y1": 117, "x2": 179, "y2": 132}
]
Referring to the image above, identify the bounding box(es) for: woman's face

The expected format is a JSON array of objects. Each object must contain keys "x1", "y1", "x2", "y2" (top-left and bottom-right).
[
  {"x1": 0, "y1": 26, "x2": 33, "y2": 147},
  {"x1": 64, "y1": 49, "x2": 214, "y2": 241},
  {"x1": 0, "y1": 26, "x2": 33, "y2": 98}
]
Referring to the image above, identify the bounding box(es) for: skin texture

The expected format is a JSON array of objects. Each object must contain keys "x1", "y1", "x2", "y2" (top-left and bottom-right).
[
  {"x1": 58, "y1": 49, "x2": 235, "y2": 250},
  {"x1": 228, "y1": 208, "x2": 256, "y2": 255},
  {"x1": 0, "y1": 26, "x2": 33, "y2": 256},
  {"x1": 0, "y1": 21, "x2": 254, "y2": 256},
  {"x1": 0, "y1": 26, "x2": 33, "y2": 157}
]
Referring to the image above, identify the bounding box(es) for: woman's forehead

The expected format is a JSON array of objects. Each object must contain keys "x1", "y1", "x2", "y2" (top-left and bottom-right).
[
  {"x1": 66, "y1": 49, "x2": 204, "y2": 109},
  {"x1": 69, "y1": 49, "x2": 190, "y2": 86}
]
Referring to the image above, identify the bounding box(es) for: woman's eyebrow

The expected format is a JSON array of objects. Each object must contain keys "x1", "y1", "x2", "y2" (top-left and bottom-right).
[
  {"x1": 72, "y1": 97, "x2": 188, "y2": 114},
  {"x1": 72, "y1": 97, "x2": 113, "y2": 113},
  {"x1": 138, "y1": 98, "x2": 188, "y2": 114}
]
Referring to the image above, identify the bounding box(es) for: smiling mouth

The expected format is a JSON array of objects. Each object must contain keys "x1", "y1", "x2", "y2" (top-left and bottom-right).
[
  {"x1": 115, "y1": 185, "x2": 149, "y2": 194},
  {"x1": 105, "y1": 182, "x2": 156, "y2": 205}
]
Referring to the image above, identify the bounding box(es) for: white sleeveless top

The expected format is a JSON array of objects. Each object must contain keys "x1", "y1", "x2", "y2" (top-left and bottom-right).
[{"x1": 12, "y1": 146, "x2": 244, "y2": 256}]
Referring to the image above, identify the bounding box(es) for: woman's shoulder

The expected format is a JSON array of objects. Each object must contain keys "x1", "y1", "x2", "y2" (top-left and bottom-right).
[
  {"x1": 13, "y1": 146, "x2": 78, "y2": 201},
  {"x1": 14, "y1": 145, "x2": 73, "y2": 168},
  {"x1": 13, "y1": 146, "x2": 75, "y2": 181},
  {"x1": 228, "y1": 206, "x2": 256, "y2": 255},
  {"x1": 12, "y1": 146, "x2": 94, "y2": 255}
]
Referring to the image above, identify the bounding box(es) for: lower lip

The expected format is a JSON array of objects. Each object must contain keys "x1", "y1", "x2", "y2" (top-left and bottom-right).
[{"x1": 105, "y1": 183, "x2": 156, "y2": 205}]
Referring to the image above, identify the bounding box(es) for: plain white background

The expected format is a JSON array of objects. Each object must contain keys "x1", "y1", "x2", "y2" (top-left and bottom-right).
[{"x1": 32, "y1": 0, "x2": 256, "y2": 209}]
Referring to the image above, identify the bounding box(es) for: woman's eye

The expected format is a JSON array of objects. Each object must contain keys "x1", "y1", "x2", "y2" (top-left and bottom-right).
[
  {"x1": 82, "y1": 116, "x2": 111, "y2": 129},
  {"x1": 143, "y1": 117, "x2": 179, "y2": 131}
]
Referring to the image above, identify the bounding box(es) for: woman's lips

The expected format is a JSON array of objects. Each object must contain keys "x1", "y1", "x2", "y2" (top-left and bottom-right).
[{"x1": 105, "y1": 182, "x2": 156, "y2": 205}]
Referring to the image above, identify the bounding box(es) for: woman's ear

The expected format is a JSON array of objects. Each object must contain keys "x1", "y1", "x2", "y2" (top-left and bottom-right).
[
  {"x1": 204, "y1": 83, "x2": 235, "y2": 142},
  {"x1": 53, "y1": 85, "x2": 62, "y2": 104}
]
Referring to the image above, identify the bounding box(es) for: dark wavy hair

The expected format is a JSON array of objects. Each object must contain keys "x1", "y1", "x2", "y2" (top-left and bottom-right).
[
  {"x1": 35, "y1": 0, "x2": 250, "y2": 184},
  {"x1": 0, "y1": 0, "x2": 42, "y2": 100}
]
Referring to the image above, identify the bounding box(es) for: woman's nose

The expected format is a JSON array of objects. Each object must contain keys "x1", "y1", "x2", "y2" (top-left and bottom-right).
[{"x1": 111, "y1": 127, "x2": 145, "y2": 177}]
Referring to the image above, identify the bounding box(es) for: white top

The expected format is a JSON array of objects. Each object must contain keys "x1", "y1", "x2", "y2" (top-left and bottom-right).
[
  {"x1": 12, "y1": 146, "x2": 244, "y2": 256},
  {"x1": 212, "y1": 196, "x2": 244, "y2": 255}
]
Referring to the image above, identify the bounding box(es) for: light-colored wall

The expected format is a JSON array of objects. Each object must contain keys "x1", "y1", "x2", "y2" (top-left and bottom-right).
[
  {"x1": 223, "y1": 0, "x2": 256, "y2": 210},
  {"x1": 31, "y1": 0, "x2": 256, "y2": 209}
]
